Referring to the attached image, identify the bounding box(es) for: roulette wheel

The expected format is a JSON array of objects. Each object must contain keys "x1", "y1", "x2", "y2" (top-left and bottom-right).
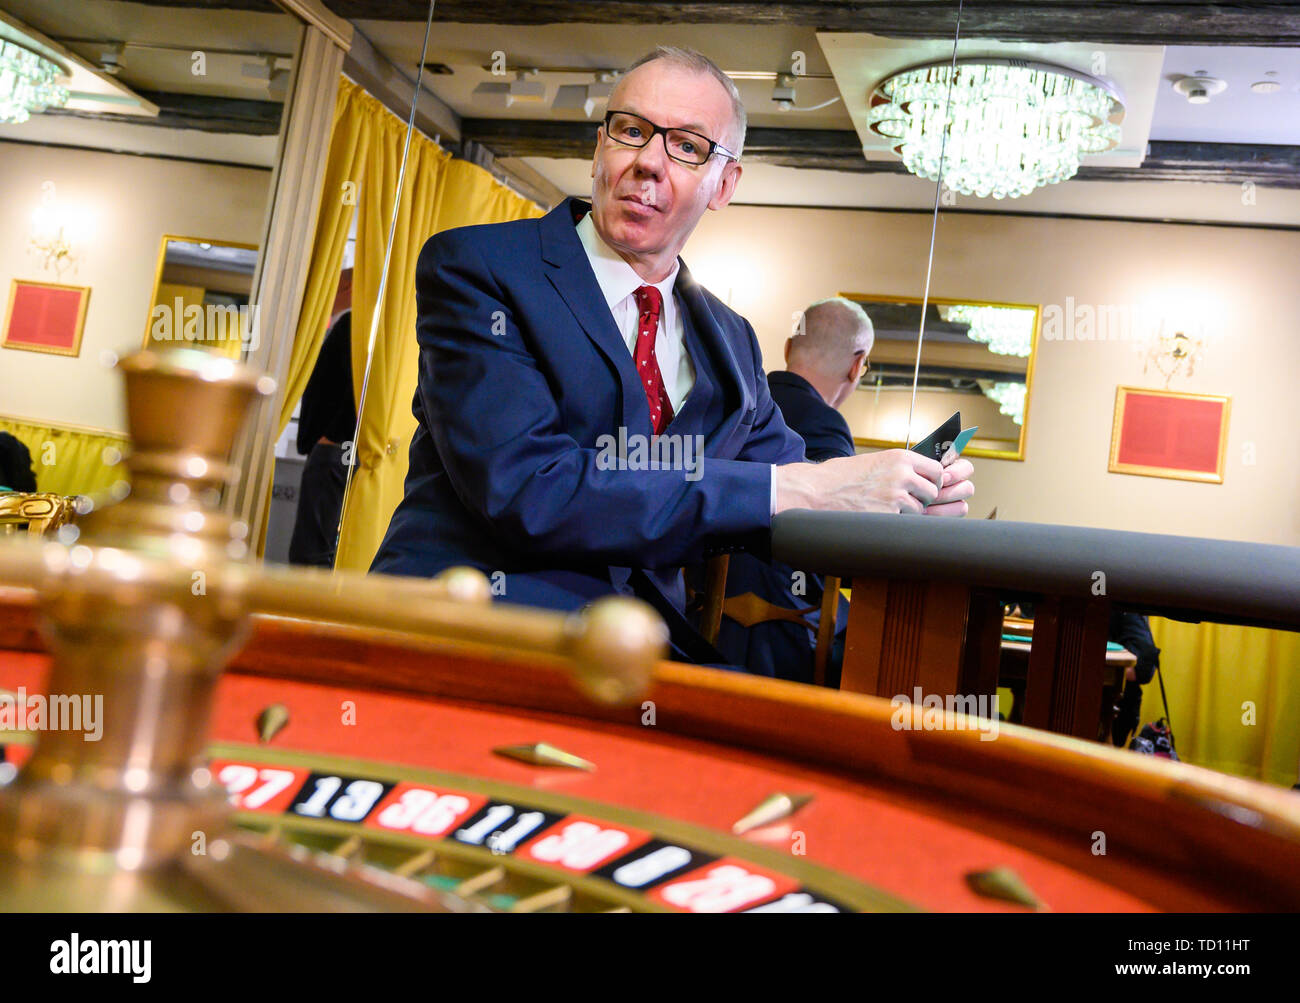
[{"x1": 1, "y1": 349, "x2": 1298, "y2": 914}]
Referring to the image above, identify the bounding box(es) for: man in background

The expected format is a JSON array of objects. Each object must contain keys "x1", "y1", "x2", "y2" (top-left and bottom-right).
[
  {"x1": 288, "y1": 268, "x2": 356, "y2": 567},
  {"x1": 711, "y1": 297, "x2": 874, "y2": 682}
]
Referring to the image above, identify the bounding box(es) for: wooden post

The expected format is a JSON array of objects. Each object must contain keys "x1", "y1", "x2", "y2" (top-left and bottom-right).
[
  {"x1": 840, "y1": 578, "x2": 972, "y2": 700},
  {"x1": 1022, "y1": 596, "x2": 1112, "y2": 739},
  {"x1": 959, "y1": 588, "x2": 1004, "y2": 702},
  {"x1": 812, "y1": 575, "x2": 841, "y2": 687},
  {"x1": 699, "y1": 555, "x2": 729, "y2": 646}
]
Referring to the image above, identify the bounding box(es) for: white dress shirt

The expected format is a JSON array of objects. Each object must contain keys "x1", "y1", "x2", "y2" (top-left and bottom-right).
[
  {"x1": 575, "y1": 212, "x2": 694, "y2": 411},
  {"x1": 575, "y1": 209, "x2": 778, "y2": 514}
]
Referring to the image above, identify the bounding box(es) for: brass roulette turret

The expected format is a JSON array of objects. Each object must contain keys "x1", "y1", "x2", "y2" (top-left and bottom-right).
[{"x1": 0, "y1": 348, "x2": 668, "y2": 911}]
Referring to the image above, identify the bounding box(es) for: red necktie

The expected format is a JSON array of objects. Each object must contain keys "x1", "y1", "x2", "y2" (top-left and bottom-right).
[{"x1": 633, "y1": 284, "x2": 674, "y2": 434}]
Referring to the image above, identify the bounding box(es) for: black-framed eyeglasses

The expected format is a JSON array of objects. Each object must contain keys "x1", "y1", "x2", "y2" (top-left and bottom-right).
[{"x1": 602, "y1": 110, "x2": 738, "y2": 166}]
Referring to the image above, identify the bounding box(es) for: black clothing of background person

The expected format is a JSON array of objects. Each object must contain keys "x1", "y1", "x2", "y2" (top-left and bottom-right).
[
  {"x1": 0, "y1": 433, "x2": 38, "y2": 492},
  {"x1": 767, "y1": 371, "x2": 855, "y2": 462},
  {"x1": 288, "y1": 309, "x2": 357, "y2": 567},
  {"x1": 710, "y1": 371, "x2": 854, "y2": 683},
  {"x1": 1107, "y1": 609, "x2": 1162, "y2": 746}
]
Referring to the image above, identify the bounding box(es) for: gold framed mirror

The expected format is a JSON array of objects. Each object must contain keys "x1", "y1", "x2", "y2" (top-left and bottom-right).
[
  {"x1": 840, "y1": 293, "x2": 1039, "y2": 461},
  {"x1": 142, "y1": 235, "x2": 259, "y2": 359}
]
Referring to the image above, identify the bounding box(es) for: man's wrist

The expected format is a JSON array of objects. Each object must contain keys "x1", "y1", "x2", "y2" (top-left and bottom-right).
[{"x1": 772, "y1": 462, "x2": 814, "y2": 515}]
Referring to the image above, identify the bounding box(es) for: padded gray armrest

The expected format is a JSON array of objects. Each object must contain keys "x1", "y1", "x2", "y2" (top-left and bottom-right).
[{"x1": 770, "y1": 511, "x2": 1300, "y2": 631}]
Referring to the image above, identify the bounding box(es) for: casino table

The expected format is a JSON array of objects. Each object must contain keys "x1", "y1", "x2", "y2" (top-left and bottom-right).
[
  {"x1": 5, "y1": 589, "x2": 1300, "y2": 913},
  {"x1": 2, "y1": 348, "x2": 1299, "y2": 914}
]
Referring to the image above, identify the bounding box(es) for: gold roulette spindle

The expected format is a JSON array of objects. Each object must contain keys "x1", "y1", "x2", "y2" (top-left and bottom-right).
[{"x1": 0, "y1": 349, "x2": 476, "y2": 911}]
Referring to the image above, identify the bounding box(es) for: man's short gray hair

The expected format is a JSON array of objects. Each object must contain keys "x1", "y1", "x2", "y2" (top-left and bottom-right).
[
  {"x1": 616, "y1": 46, "x2": 747, "y2": 158},
  {"x1": 790, "y1": 296, "x2": 875, "y2": 371}
]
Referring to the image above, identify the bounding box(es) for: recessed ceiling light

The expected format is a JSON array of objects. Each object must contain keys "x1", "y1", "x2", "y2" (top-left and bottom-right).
[{"x1": 1251, "y1": 80, "x2": 1282, "y2": 94}]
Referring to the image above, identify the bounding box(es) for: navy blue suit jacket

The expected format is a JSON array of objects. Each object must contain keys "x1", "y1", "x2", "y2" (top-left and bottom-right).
[
  {"x1": 713, "y1": 371, "x2": 854, "y2": 683},
  {"x1": 371, "y1": 197, "x2": 805, "y2": 655},
  {"x1": 767, "y1": 371, "x2": 855, "y2": 462}
]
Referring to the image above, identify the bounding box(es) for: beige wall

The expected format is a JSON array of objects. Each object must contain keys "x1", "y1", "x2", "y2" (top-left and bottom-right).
[
  {"x1": 0, "y1": 143, "x2": 271, "y2": 432},
  {"x1": 689, "y1": 203, "x2": 1300, "y2": 546}
]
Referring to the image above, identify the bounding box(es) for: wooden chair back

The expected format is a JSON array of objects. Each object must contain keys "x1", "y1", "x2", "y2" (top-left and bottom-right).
[{"x1": 698, "y1": 554, "x2": 842, "y2": 686}]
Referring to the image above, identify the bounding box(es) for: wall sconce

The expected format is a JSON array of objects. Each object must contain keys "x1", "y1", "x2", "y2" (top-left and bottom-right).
[
  {"x1": 29, "y1": 204, "x2": 88, "y2": 279},
  {"x1": 1143, "y1": 329, "x2": 1205, "y2": 387}
]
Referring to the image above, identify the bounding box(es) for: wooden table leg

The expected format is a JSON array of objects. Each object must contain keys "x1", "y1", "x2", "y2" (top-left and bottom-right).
[
  {"x1": 840, "y1": 578, "x2": 973, "y2": 701},
  {"x1": 959, "y1": 589, "x2": 1004, "y2": 703},
  {"x1": 1022, "y1": 596, "x2": 1112, "y2": 740}
]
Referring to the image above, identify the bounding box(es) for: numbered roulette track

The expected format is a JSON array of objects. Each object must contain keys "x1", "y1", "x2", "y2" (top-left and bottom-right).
[{"x1": 4, "y1": 594, "x2": 1300, "y2": 913}]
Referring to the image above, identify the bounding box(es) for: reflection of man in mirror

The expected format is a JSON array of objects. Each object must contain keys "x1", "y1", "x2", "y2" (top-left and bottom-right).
[
  {"x1": 712, "y1": 297, "x2": 873, "y2": 681},
  {"x1": 288, "y1": 267, "x2": 355, "y2": 567},
  {"x1": 372, "y1": 47, "x2": 973, "y2": 665}
]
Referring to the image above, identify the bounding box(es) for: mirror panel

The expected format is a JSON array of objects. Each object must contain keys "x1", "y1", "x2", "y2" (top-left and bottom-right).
[
  {"x1": 0, "y1": 0, "x2": 298, "y2": 503},
  {"x1": 841, "y1": 294, "x2": 1037, "y2": 460},
  {"x1": 143, "y1": 236, "x2": 259, "y2": 358}
]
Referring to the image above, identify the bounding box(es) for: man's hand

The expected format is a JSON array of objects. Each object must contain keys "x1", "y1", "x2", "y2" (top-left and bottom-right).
[
  {"x1": 774, "y1": 449, "x2": 975, "y2": 517},
  {"x1": 925, "y1": 455, "x2": 975, "y2": 517},
  {"x1": 774, "y1": 449, "x2": 936, "y2": 515}
]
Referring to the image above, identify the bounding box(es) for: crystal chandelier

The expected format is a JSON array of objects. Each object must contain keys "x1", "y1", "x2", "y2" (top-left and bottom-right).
[
  {"x1": 868, "y1": 58, "x2": 1124, "y2": 199},
  {"x1": 0, "y1": 39, "x2": 70, "y2": 125},
  {"x1": 942, "y1": 303, "x2": 1035, "y2": 357},
  {"x1": 978, "y1": 380, "x2": 1027, "y2": 426}
]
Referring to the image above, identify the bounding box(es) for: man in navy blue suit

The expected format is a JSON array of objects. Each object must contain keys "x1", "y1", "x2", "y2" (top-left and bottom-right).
[
  {"x1": 371, "y1": 46, "x2": 974, "y2": 662},
  {"x1": 713, "y1": 297, "x2": 873, "y2": 681}
]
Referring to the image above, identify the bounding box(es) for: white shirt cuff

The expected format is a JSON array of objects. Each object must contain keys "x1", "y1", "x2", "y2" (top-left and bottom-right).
[{"x1": 770, "y1": 465, "x2": 778, "y2": 517}]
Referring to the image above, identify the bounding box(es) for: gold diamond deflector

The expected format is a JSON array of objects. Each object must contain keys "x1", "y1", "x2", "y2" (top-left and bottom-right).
[
  {"x1": 493, "y1": 742, "x2": 595, "y2": 771},
  {"x1": 257, "y1": 703, "x2": 291, "y2": 744},
  {"x1": 965, "y1": 867, "x2": 1048, "y2": 911},
  {"x1": 732, "y1": 792, "x2": 814, "y2": 835}
]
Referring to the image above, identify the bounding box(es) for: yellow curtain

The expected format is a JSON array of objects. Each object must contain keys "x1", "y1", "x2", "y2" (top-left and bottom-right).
[
  {"x1": 276, "y1": 77, "x2": 375, "y2": 435},
  {"x1": 334, "y1": 129, "x2": 543, "y2": 571},
  {"x1": 1144, "y1": 618, "x2": 1300, "y2": 788},
  {"x1": 0, "y1": 416, "x2": 129, "y2": 497}
]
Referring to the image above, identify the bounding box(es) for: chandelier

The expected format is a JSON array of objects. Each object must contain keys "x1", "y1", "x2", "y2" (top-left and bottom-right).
[
  {"x1": 0, "y1": 39, "x2": 70, "y2": 125},
  {"x1": 868, "y1": 58, "x2": 1124, "y2": 199},
  {"x1": 942, "y1": 303, "x2": 1035, "y2": 357},
  {"x1": 978, "y1": 380, "x2": 1027, "y2": 426}
]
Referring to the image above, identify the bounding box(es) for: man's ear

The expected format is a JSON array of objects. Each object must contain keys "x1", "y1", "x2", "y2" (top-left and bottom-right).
[
  {"x1": 707, "y1": 161, "x2": 743, "y2": 211},
  {"x1": 847, "y1": 351, "x2": 868, "y2": 383},
  {"x1": 591, "y1": 127, "x2": 603, "y2": 179}
]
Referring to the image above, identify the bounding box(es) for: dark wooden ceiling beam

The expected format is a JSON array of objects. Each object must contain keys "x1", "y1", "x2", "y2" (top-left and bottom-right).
[
  {"x1": 312, "y1": 1, "x2": 1300, "y2": 45},
  {"x1": 122, "y1": 1, "x2": 1300, "y2": 45},
  {"x1": 462, "y1": 118, "x2": 1300, "y2": 187},
  {"x1": 46, "y1": 90, "x2": 283, "y2": 136}
]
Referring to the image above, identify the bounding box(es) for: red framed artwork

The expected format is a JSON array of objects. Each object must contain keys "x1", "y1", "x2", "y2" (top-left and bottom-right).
[
  {"x1": 2, "y1": 279, "x2": 91, "y2": 358},
  {"x1": 1108, "y1": 386, "x2": 1230, "y2": 484}
]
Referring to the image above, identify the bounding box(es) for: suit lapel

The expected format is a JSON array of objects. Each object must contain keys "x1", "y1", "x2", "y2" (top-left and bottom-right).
[
  {"x1": 675, "y1": 260, "x2": 754, "y2": 421},
  {"x1": 540, "y1": 197, "x2": 642, "y2": 429}
]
